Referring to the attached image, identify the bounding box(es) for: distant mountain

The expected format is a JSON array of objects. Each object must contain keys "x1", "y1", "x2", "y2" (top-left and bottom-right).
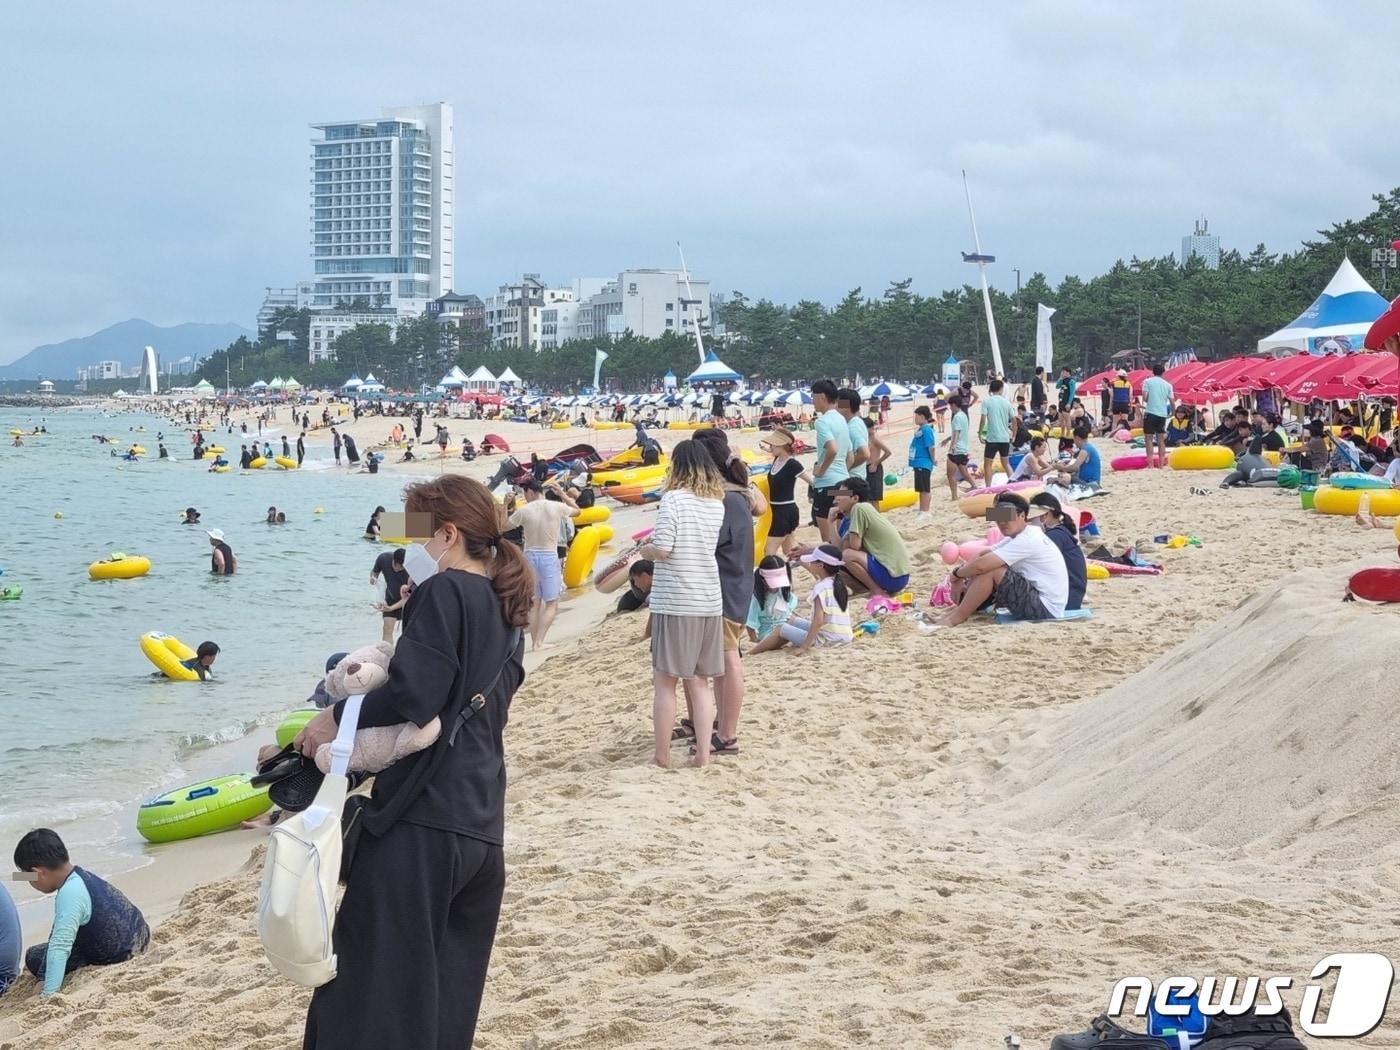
[{"x1": 0, "y1": 319, "x2": 253, "y2": 380}]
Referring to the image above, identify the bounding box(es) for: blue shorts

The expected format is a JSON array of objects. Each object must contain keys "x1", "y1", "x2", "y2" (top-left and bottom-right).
[
  {"x1": 526, "y1": 549, "x2": 563, "y2": 602},
  {"x1": 865, "y1": 553, "x2": 909, "y2": 595}
]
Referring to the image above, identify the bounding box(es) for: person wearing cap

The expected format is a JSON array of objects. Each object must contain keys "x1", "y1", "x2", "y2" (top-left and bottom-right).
[
  {"x1": 937, "y1": 493, "x2": 1068, "y2": 626},
  {"x1": 829, "y1": 476, "x2": 910, "y2": 598},
  {"x1": 208, "y1": 529, "x2": 236, "y2": 575},
  {"x1": 1108, "y1": 369, "x2": 1133, "y2": 435},
  {"x1": 759, "y1": 427, "x2": 810, "y2": 557},
  {"x1": 1027, "y1": 493, "x2": 1085, "y2": 612},
  {"x1": 181, "y1": 507, "x2": 201, "y2": 525}
]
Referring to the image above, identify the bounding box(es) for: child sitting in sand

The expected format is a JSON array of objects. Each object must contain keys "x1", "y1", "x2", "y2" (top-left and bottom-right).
[
  {"x1": 746, "y1": 556, "x2": 799, "y2": 642},
  {"x1": 748, "y1": 545, "x2": 853, "y2": 655},
  {"x1": 13, "y1": 829, "x2": 150, "y2": 998}
]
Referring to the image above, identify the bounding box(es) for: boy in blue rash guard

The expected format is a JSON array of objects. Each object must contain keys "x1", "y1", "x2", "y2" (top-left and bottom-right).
[{"x1": 14, "y1": 828, "x2": 150, "y2": 997}]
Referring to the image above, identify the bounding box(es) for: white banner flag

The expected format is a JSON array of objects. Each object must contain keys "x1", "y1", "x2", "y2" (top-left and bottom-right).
[
  {"x1": 1035, "y1": 304, "x2": 1057, "y2": 373},
  {"x1": 593, "y1": 349, "x2": 609, "y2": 391}
]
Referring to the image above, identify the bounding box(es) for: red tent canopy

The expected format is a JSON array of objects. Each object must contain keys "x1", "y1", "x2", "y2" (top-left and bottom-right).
[
  {"x1": 1176, "y1": 358, "x2": 1260, "y2": 405},
  {"x1": 1287, "y1": 354, "x2": 1398, "y2": 402},
  {"x1": 1246, "y1": 354, "x2": 1324, "y2": 392},
  {"x1": 1163, "y1": 361, "x2": 1211, "y2": 390},
  {"x1": 1075, "y1": 368, "x2": 1115, "y2": 396}
]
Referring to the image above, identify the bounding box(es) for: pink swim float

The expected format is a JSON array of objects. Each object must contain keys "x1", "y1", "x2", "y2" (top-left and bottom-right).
[{"x1": 1111, "y1": 454, "x2": 1148, "y2": 471}]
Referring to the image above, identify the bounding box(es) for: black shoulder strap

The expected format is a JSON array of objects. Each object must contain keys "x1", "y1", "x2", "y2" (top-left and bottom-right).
[{"x1": 448, "y1": 628, "x2": 522, "y2": 745}]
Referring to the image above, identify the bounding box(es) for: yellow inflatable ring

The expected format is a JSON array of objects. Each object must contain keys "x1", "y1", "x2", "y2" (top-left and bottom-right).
[
  {"x1": 958, "y1": 486, "x2": 1043, "y2": 518},
  {"x1": 1087, "y1": 564, "x2": 1110, "y2": 580},
  {"x1": 592, "y1": 464, "x2": 668, "y2": 488},
  {"x1": 207, "y1": 445, "x2": 226, "y2": 454},
  {"x1": 563, "y1": 526, "x2": 605, "y2": 588},
  {"x1": 274, "y1": 456, "x2": 297, "y2": 470},
  {"x1": 128, "y1": 446, "x2": 147, "y2": 455},
  {"x1": 1313, "y1": 487, "x2": 1400, "y2": 517},
  {"x1": 878, "y1": 489, "x2": 918, "y2": 512},
  {"x1": 752, "y1": 474, "x2": 773, "y2": 564},
  {"x1": 1168, "y1": 446, "x2": 1235, "y2": 470},
  {"x1": 249, "y1": 456, "x2": 268, "y2": 469},
  {"x1": 211, "y1": 465, "x2": 231, "y2": 473},
  {"x1": 89, "y1": 554, "x2": 152, "y2": 580},
  {"x1": 575, "y1": 506, "x2": 611, "y2": 526},
  {"x1": 140, "y1": 631, "x2": 201, "y2": 681}
]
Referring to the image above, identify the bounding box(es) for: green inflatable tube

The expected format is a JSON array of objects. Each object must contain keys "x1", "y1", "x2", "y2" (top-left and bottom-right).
[
  {"x1": 275, "y1": 709, "x2": 318, "y2": 748},
  {"x1": 136, "y1": 774, "x2": 272, "y2": 843},
  {"x1": 0, "y1": 586, "x2": 21, "y2": 601}
]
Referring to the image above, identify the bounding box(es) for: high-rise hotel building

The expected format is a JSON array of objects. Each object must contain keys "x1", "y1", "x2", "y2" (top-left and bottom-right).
[{"x1": 307, "y1": 103, "x2": 454, "y2": 316}]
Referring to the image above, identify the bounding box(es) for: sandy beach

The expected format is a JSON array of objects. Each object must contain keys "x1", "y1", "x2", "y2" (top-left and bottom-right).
[{"x1": 4, "y1": 401, "x2": 1400, "y2": 1048}]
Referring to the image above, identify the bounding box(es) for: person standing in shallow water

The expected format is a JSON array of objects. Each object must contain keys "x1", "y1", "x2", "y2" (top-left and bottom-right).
[{"x1": 208, "y1": 529, "x2": 236, "y2": 575}]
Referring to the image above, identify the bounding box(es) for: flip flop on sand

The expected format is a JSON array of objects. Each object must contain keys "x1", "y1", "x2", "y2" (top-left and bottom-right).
[
  {"x1": 691, "y1": 733, "x2": 738, "y2": 757},
  {"x1": 671, "y1": 719, "x2": 696, "y2": 742}
]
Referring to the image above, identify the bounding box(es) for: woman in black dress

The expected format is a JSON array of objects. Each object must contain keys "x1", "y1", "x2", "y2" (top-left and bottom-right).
[{"x1": 295, "y1": 475, "x2": 532, "y2": 1050}]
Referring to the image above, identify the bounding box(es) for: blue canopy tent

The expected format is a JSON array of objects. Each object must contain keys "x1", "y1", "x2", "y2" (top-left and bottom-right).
[
  {"x1": 687, "y1": 351, "x2": 742, "y2": 383},
  {"x1": 1257, "y1": 259, "x2": 1391, "y2": 355}
]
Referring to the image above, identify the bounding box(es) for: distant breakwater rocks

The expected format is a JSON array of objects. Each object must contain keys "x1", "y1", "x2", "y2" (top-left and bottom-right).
[{"x1": 0, "y1": 394, "x2": 85, "y2": 408}]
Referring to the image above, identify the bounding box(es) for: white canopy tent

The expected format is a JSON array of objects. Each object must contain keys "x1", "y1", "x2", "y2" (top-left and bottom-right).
[
  {"x1": 464, "y1": 365, "x2": 498, "y2": 391},
  {"x1": 1256, "y1": 258, "x2": 1391, "y2": 355},
  {"x1": 496, "y1": 366, "x2": 521, "y2": 385},
  {"x1": 358, "y1": 372, "x2": 385, "y2": 393}
]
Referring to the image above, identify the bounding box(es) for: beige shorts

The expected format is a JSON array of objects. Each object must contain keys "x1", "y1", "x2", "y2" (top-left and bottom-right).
[{"x1": 651, "y1": 614, "x2": 725, "y2": 679}]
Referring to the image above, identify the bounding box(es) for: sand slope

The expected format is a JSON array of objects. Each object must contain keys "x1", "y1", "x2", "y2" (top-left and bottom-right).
[{"x1": 6, "y1": 453, "x2": 1400, "y2": 1048}]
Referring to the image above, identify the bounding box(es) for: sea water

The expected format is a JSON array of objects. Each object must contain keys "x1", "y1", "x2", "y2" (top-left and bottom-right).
[{"x1": 0, "y1": 408, "x2": 413, "y2": 862}]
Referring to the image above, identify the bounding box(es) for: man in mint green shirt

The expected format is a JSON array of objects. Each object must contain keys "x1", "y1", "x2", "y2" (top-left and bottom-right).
[
  {"x1": 833, "y1": 477, "x2": 911, "y2": 597},
  {"x1": 1140, "y1": 362, "x2": 1175, "y2": 468},
  {"x1": 809, "y1": 379, "x2": 852, "y2": 542},
  {"x1": 981, "y1": 378, "x2": 1014, "y2": 482}
]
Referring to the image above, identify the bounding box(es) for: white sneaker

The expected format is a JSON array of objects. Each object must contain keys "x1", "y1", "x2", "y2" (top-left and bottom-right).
[{"x1": 913, "y1": 511, "x2": 930, "y2": 524}]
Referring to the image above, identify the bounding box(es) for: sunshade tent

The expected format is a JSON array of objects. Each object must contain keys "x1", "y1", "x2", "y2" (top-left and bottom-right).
[
  {"x1": 1177, "y1": 358, "x2": 1262, "y2": 405},
  {"x1": 496, "y1": 367, "x2": 521, "y2": 384},
  {"x1": 1256, "y1": 259, "x2": 1391, "y2": 355},
  {"x1": 687, "y1": 351, "x2": 742, "y2": 383},
  {"x1": 858, "y1": 381, "x2": 913, "y2": 400},
  {"x1": 358, "y1": 372, "x2": 385, "y2": 393},
  {"x1": 1285, "y1": 353, "x2": 1398, "y2": 402}
]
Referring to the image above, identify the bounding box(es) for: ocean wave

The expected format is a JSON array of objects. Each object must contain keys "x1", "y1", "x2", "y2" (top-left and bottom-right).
[{"x1": 175, "y1": 718, "x2": 264, "y2": 755}]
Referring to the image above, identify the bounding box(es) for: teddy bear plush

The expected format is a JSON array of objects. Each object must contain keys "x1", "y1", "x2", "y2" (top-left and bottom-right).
[{"x1": 315, "y1": 641, "x2": 440, "y2": 774}]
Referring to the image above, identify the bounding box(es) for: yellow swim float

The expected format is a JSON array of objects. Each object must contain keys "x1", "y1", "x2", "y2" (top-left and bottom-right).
[
  {"x1": 574, "y1": 506, "x2": 612, "y2": 526},
  {"x1": 89, "y1": 553, "x2": 152, "y2": 580},
  {"x1": 140, "y1": 631, "x2": 201, "y2": 681},
  {"x1": 1313, "y1": 487, "x2": 1400, "y2": 517},
  {"x1": 249, "y1": 456, "x2": 268, "y2": 469},
  {"x1": 1168, "y1": 446, "x2": 1235, "y2": 470},
  {"x1": 878, "y1": 489, "x2": 918, "y2": 513},
  {"x1": 274, "y1": 455, "x2": 297, "y2": 470},
  {"x1": 563, "y1": 526, "x2": 608, "y2": 588}
]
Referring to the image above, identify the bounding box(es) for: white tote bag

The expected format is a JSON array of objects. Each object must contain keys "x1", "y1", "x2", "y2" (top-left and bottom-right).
[{"x1": 256, "y1": 693, "x2": 363, "y2": 987}]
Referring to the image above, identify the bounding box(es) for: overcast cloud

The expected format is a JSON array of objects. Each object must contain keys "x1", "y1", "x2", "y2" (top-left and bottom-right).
[{"x1": 3, "y1": 0, "x2": 1397, "y2": 361}]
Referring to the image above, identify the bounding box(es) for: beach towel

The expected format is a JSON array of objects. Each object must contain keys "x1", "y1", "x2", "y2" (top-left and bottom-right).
[{"x1": 995, "y1": 607, "x2": 1093, "y2": 624}]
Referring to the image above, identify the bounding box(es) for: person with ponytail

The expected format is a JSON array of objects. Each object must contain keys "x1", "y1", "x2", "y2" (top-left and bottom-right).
[{"x1": 294, "y1": 474, "x2": 530, "y2": 1050}]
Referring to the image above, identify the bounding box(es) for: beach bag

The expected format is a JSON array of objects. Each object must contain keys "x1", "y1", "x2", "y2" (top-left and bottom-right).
[{"x1": 256, "y1": 693, "x2": 364, "y2": 988}]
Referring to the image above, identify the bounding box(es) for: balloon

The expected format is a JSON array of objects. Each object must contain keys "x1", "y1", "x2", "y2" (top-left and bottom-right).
[
  {"x1": 958, "y1": 539, "x2": 988, "y2": 561},
  {"x1": 985, "y1": 525, "x2": 1003, "y2": 545},
  {"x1": 940, "y1": 541, "x2": 960, "y2": 565}
]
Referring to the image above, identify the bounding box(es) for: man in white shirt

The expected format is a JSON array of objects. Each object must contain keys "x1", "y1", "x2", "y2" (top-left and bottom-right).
[{"x1": 937, "y1": 492, "x2": 1069, "y2": 626}]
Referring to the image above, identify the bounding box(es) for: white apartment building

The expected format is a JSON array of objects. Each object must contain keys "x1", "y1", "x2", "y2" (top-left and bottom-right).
[
  {"x1": 257, "y1": 284, "x2": 315, "y2": 334},
  {"x1": 308, "y1": 311, "x2": 397, "y2": 363},
  {"x1": 483, "y1": 275, "x2": 579, "y2": 350},
  {"x1": 307, "y1": 103, "x2": 454, "y2": 318},
  {"x1": 576, "y1": 269, "x2": 711, "y2": 342}
]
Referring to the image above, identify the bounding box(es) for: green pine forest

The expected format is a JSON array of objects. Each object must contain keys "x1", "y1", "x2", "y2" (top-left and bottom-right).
[{"x1": 194, "y1": 188, "x2": 1400, "y2": 393}]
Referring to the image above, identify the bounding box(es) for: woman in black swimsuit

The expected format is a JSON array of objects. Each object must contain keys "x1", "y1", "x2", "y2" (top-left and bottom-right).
[{"x1": 759, "y1": 427, "x2": 809, "y2": 557}]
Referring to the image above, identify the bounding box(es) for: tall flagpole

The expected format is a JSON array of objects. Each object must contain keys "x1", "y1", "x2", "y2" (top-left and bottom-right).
[
  {"x1": 677, "y1": 241, "x2": 707, "y2": 367},
  {"x1": 961, "y1": 170, "x2": 1005, "y2": 377}
]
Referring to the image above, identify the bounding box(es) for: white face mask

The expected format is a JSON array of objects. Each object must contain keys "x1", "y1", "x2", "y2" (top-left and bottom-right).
[{"x1": 403, "y1": 540, "x2": 442, "y2": 585}]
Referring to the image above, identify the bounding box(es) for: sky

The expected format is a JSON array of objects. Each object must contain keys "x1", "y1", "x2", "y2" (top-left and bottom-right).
[{"x1": 3, "y1": 0, "x2": 1399, "y2": 362}]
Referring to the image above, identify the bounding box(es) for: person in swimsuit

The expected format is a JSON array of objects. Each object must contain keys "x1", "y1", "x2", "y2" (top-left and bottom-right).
[{"x1": 759, "y1": 427, "x2": 810, "y2": 557}]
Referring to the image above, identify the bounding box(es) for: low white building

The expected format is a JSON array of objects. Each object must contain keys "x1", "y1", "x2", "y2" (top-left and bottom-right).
[
  {"x1": 577, "y1": 269, "x2": 711, "y2": 342},
  {"x1": 308, "y1": 310, "x2": 396, "y2": 362}
]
